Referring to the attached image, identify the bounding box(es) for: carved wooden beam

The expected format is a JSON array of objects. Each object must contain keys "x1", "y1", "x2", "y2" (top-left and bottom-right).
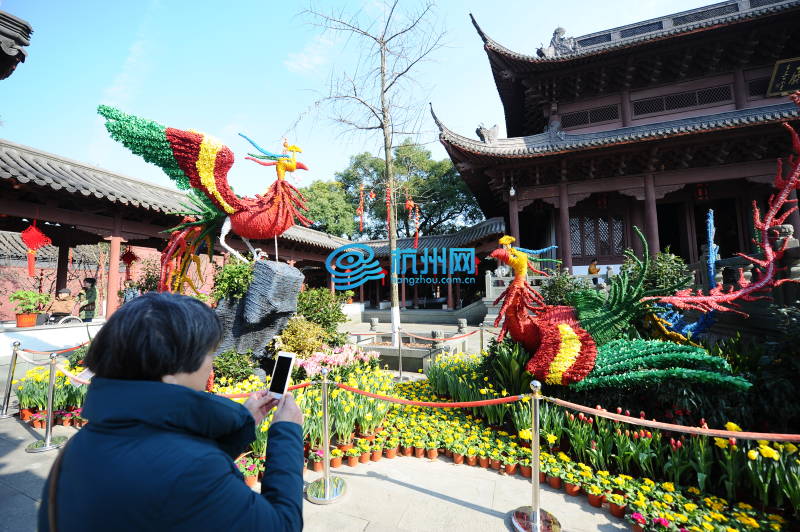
[
  {"x1": 648, "y1": 56, "x2": 662, "y2": 84},
  {"x1": 707, "y1": 41, "x2": 725, "y2": 72},
  {"x1": 597, "y1": 66, "x2": 608, "y2": 94},
  {"x1": 676, "y1": 47, "x2": 694, "y2": 79},
  {"x1": 623, "y1": 57, "x2": 636, "y2": 89}
]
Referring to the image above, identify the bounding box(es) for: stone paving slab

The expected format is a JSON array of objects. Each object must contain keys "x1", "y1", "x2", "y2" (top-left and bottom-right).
[{"x1": 0, "y1": 416, "x2": 628, "y2": 532}]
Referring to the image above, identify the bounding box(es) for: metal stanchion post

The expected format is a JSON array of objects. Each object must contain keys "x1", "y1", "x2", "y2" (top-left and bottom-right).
[
  {"x1": 511, "y1": 381, "x2": 560, "y2": 532},
  {"x1": 396, "y1": 333, "x2": 406, "y2": 382},
  {"x1": 0, "y1": 342, "x2": 21, "y2": 419},
  {"x1": 306, "y1": 369, "x2": 345, "y2": 504},
  {"x1": 479, "y1": 323, "x2": 485, "y2": 353},
  {"x1": 26, "y1": 354, "x2": 67, "y2": 453}
]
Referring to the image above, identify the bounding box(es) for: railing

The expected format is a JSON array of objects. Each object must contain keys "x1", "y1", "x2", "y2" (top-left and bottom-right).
[{"x1": 484, "y1": 268, "x2": 614, "y2": 301}]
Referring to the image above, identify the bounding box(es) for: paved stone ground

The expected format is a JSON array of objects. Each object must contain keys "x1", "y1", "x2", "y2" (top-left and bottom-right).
[{"x1": 0, "y1": 417, "x2": 627, "y2": 532}]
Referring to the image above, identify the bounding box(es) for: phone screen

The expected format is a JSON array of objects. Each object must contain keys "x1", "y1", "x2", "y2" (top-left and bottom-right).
[{"x1": 269, "y1": 355, "x2": 293, "y2": 394}]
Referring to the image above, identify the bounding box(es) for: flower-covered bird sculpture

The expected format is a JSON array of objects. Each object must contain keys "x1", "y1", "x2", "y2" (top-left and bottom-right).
[{"x1": 97, "y1": 106, "x2": 312, "y2": 292}]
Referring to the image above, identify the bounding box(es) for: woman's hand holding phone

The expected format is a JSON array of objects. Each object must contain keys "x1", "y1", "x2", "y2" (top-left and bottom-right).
[
  {"x1": 271, "y1": 393, "x2": 303, "y2": 427},
  {"x1": 243, "y1": 390, "x2": 280, "y2": 425}
]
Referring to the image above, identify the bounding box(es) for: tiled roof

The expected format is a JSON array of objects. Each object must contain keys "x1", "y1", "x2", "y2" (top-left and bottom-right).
[
  {"x1": 0, "y1": 139, "x2": 188, "y2": 214},
  {"x1": 280, "y1": 225, "x2": 351, "y2": 250},
  {"x1": 472, "y1": 0, "x2": 800, "y2": 65},
  {"x1": 364, "y1": 217, "x2": 505, "y2": 257},
  {"x1": 0, "y1": 230, "x2": 100, "y2": 264},
  {"x1": 434, "y1": 103, "x2": 800, "y2": 159},
  {"x1": 0, "y1": 10, "x2": 32, "y2": 80}
]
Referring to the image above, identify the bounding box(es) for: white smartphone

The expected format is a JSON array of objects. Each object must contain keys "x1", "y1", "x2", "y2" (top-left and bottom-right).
[{"x1": 268, "y1": 351, "x2": 296, "y2": 398}]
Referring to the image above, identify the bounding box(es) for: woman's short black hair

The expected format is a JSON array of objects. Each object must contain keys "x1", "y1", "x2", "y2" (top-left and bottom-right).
[
  {"x1": 84, "y1": 292, "x2": 223, "y2": 380},
  {"x1": 83, "y1": 277, "x2": 97, "y2": 286}
]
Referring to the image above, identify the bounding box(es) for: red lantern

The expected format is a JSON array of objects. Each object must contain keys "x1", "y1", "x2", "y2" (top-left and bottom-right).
[
  {"x1": 20, "y1": 221, "x2": 52, "y2": 276},
  {"x1": 120, "y1": 247, "x2": 139, "y2": 280},
  {"x1": 694, "y1": 183, "x2": 709, "y2": 201}
]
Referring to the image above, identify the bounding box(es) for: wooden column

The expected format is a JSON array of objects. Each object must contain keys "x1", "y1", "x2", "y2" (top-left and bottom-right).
[
  {"x1": 558, "y1": 182, "x2": 573, "y2": 273},
  {"x1": 359, "y1": 285, "x2": 364, "y2": 302},
  {"x1": 105, "y1": 236, "x2": 122, "y2": 317},
  {"x1": 401, "y1": 277, "x2": 406, "y2": 308},
  {"x1": 509, "y1": 192, "x2": 520, "y2": 244},
  {"x1": 328, "y1": 273, "x2": 335, "y2": 294},
  {"x1": 455, "y1": 281, "x2": 461, "y2": 310},
  {"x1": 55, "y1": 244, "x2": 70, "y2": 290},
  {"x1": 620, "y1": 90, "x2": 632, "y2": 127},
  {"x1": 733, "y1": 68, "x2": 747, "y2": 110},
  {"x1": 447, "y1": 271, "x2": 454, "y2": 309},
  {"x1": 644, "y1": 174, "x2": 660, "y2": 255},
  {"x1": 413, "y1": 285, "x2": 418, "y2": 309}
]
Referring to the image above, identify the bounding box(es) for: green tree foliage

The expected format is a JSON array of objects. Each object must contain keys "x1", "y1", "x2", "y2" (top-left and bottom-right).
[
  {"x1": 211, "y1": 261, "x2": 254, "y2": 302},
  {"x1": 296, "y1": 288, "x2": 349, "y2": 346},
  {"x1": 298, "y1": 181, "x2": 355, "y2": 237},
  {"x1": 335, "y1": 140, "x2": 484, "y2": 239},
  {"x1": 539, "y1": 268, "x2": 592, "y2": 306},
  {"x1": 619, "y1": 247, "x2": 694, "y2": 295},
  {"x1": 135, "y1": 259, "x2": 161, "y2": 293}
]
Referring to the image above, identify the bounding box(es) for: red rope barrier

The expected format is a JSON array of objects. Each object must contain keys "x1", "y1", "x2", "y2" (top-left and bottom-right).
[
  {"x1": 220, "y1": 381, "x2": 313, "y2": 399},
  {"x1": 336, "y1": 383, "x2": 525, "y2": 408},
  {"x1": 20, "y1": 341, "x2": 90, "y2": 355},
  {"x1": 545, "y1": 396, "x2": 800, "y2": 442},
  {"x1": 401, "y1": 330, "x2": 478, "y2": 342}
]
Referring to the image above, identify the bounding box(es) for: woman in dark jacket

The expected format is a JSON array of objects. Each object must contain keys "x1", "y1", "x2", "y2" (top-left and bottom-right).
[{"x1": 38, "y1": 293, "x2": 304, "y2": 531}]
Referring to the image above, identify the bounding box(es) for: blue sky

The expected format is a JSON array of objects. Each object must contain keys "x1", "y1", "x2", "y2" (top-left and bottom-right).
[{"x1": 1, "y1": 0, "x2": 704, "y2": 197}]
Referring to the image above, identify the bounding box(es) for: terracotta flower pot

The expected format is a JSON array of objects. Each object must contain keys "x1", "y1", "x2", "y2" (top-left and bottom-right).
[
  {"x1": 384, "y1": 447, "x2": 397, "y2": 459},
  {"x1": 347, "y1": 456, "x2": 359, "y2": 467},
  {"x1": 539, "y1": 472, "x2": 546, "y2": 483},
  {"x1": 358, "y1": 433, "x2": 376, "y2": 442},
  {"x1": 371, "y1": 450, "x2": 382, "y2": 462},
  {"x1": 244, "y1": 475, "x2": 258, "y2": 488},
  {"x1": 312, "y1": 461, "x2": 323, "y2": 472},
  {"x1": 445, "y1": 449, "x2": 453, "y2": 458},
  {"x1": 504, "y1": 463, "x2": 518, "y2": 475},
  {"x1": 330, "y1": 456, "x2": 342, "y2": 468},
  {"x1": 32, "y1": 419, "x2": 44, "y2": 429},
  {"x1": 414, "y1": 447, "x2": 425, "y2": 458},
  {"x1": 564, "y1": 482, "x2": 581, "y2": 496},
  {"x1": 60, "y1": 419, "x2": 71, "y2": 427},
  {"x1": 426, "y1": 449, "x2": 438, "y2": 460},
  {"x1": 401, "y1": 446, "x2": 413, "y2": 457},
  {"x1": 452, "y1": 453, "x2": 464, "y2": 465},
  {"x1": 547, "y1": 476, "x2": 562, "y2": 490},
  {"x1": 15, "y1": 313, "x2": 37, "y2": 328},
  {"x1": 336, "y1": 442, "x2": 354, "y2": 452},
  {"x1": 587, "y1": 493, "x2": 604, "y2": 508},
  {"x1": 490, "y1": 458, "x2": 501, "y2": 470},
  {"x1": 520, "y1": 465, "x2": 532, "y2": 478},
  {"x1": 609, "y1": 503, "x2": 627, "y2": 519},
  {"x1": 632, "y1": 525, "x2": 644, "y2": 532},
  {"x1": 19, "y1": 408, "x2": 33, "y2": 421},
  {"x1": 359, "y1": 452, "x2": 370, "y2": 464},
  {"x1": 478, "y1": 456, "x2": 489, "y2": 468}
]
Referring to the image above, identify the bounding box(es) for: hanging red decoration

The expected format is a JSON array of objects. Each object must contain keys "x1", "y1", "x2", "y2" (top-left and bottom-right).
[
  {"x1": 20, "y1": 221, "x2": 52, "y2": 276},
  {"x1": 120, "y1": 247, "x2": 139, "y2": 280},
  {"x1": 357, "y1": 184, "x2": 365, "y2": 232},
  {"x1": 413, "y1": 204, "x2": 421, "y2": 249}
]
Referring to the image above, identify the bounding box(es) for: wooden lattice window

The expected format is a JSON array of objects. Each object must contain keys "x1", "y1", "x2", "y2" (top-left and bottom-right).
[{"x1": 570, "y1": 214, "x2": 626, "y2": 259}]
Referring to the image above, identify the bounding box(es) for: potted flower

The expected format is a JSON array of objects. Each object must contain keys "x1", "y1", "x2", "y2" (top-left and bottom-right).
[
  {"x1": 58, "y1": 410, "x2": 73, "y2": 427},
  {"x1": 477, "y1": 447, "x2": 489, "y2": 468},
  {"x1": 413, "y1": 438, "x2": 426, "y2": 458},
  {"x1": 371, "y1": 441, "x2": 384, "y2": 462},
  {"x1": 607, "y1": 492, "x2": 627, "y2": 518},
  {"x1": 518, "y1": 457, "x2": 532, "y2": 478},
  {"x1": 330, "y1": 448, "x2": 344, "y2": 468},
  {"x1": 72, "y1": 408, "x2": 87, "y2": 428},
  {"x1": 627, "y1": 511, "x2": 648, "y2": 532},
  {"x1": 488, "y1": 449, "x2": 502, "y2": 470},
  {"x1": 384, "y1": 436, "x2": 399, "y2": 459},
  {"x1": 346, "y1": 447, "x2": 361, "y2": 467},
  {"x1": 452, "y1": 442, "x2": 466, "y2": 465},
  {"x1": 424, "y1": 437, "x2": 440, "y2": 460},
  {"x1": 30, "y1": 411, "x2": 46, "y2": 429},
  {"x1": 502, "y1": 452, "x2": 518, "y2": 475},
  {"x1": 466, "y1": 446, "x2": 479, "y2": 467},
  {"x1": 236, "y1": 456, "x2": 259, "y2": 488},
  {"x1": 308, "y1": 450, "x2": 324, "y2": 472},
  {"x1": 10, "y1": 290, "x2": 51, "y2": 328},
  {"x1": 358, "y1": 439, "x2": 372, "y2": 463},
  {"x1": 546, "y1": 465, "x2": 563, "y2": 489},
  {"x1": 585, "y1": 484, "x2": 605, "y2": 508}
]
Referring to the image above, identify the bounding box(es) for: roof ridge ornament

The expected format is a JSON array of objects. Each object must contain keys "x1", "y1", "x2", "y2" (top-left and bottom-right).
[
  {"x1": 476, "y1": 123, "x2": 499, "y2": 144},
  {"x1": 537, "y1": 27, "x2": 577, "y2": 58}
]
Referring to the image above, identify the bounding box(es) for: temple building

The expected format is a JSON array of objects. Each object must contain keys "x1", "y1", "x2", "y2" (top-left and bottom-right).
[{"x1": 436, "y1": 0, "x2": 800, "y2": 273}]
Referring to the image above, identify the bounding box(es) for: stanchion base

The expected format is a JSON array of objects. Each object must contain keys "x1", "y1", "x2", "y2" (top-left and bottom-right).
[
  {"x1": 511, "y1": 507, "x2": 561, "y2": 532},
  {"x1": 306, "y1": 476, "x2": 346, "y2": 505},
  {"x1": 394, "y1": 375, "x2": 410, "y2": 382},
  {"x1": 25, "y1": 436, "x2": 67, "y2": 453},
  {"x1": 0, "y1": 413, "x2": 15, "y2": 420}
]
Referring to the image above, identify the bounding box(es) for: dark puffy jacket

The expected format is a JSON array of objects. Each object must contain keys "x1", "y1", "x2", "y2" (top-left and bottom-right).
[{"x1": 38, "y1": 377, "x2": 303, "y2": 531}]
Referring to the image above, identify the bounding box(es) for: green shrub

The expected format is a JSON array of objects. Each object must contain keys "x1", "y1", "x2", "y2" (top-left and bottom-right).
[
  {"x1": 213, "y1": 350, "x2": 255, "y2": 384},
  {"x1": 539, "y1": 269, "x2": 592, "y2": 306},
  {"x1": 275, "y1": 317, "x2": 327, "y2": 358},
  {"x1": 9, "y1": 290, "x2": 51, "y2": 314},
  {"x1": 212, "y1": 261, "x2": 254, "y2": 301},
  {"x1": 297, "y1": 288, "x2": 348, "y2": 345},
  {"x1": 136, "y1": 259, "x2": 161, "y2": 293},
  {"x1": 480, "y1": 338, "x2": 533, "y2": 396},
  {"x1": 619, "y1": 247, "x2": 693, "y2": 295}
]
